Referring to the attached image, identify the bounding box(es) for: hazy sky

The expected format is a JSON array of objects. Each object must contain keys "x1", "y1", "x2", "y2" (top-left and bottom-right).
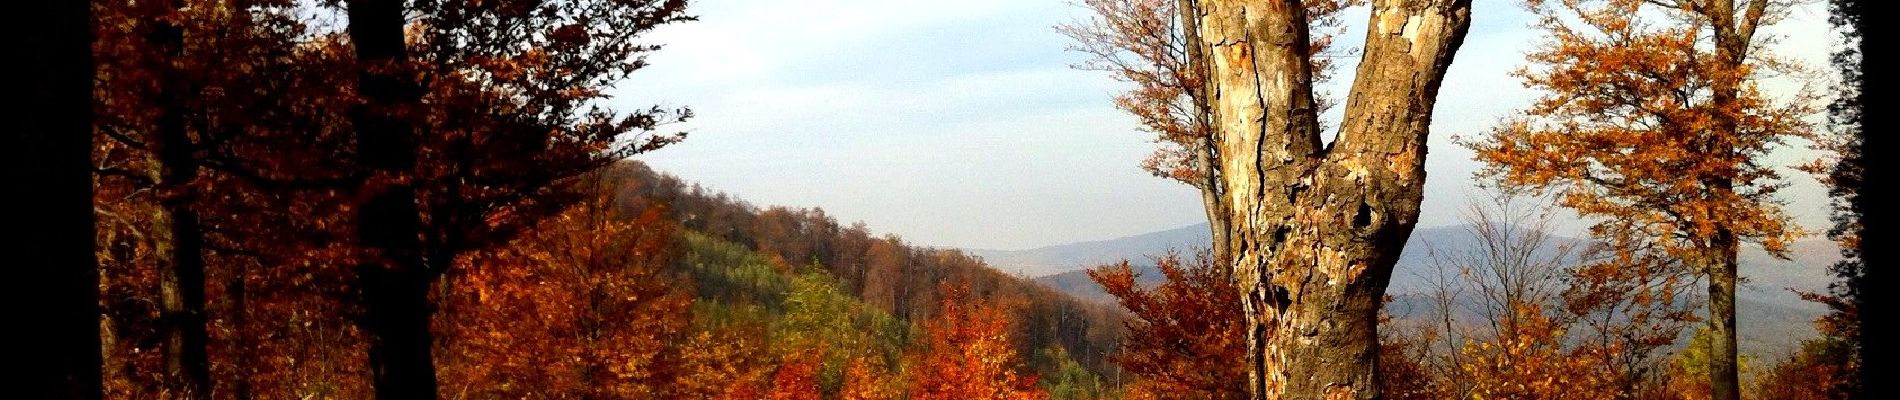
[{"x1": 611, "y1": 0, "x2": 1840, "y2": 251}]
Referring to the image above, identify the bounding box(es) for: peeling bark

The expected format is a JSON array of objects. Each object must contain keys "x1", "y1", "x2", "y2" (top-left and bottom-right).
[{"x1": 1189, "y1": 0, "x2": 1472, "y2": 398}]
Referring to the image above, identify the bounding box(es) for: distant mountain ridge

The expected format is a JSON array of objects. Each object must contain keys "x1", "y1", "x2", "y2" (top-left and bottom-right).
[
  {"x1": 963, "y1": 224, "x2": 1215, "y2": 278},
  {"x1": 1011, "y1": 222, "x2": 1841, "y2": 360}
]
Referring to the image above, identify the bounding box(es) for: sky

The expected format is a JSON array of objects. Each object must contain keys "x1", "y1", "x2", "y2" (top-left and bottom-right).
[{"x1": 610, "y1": 0, "x2": 1841, "y2": 251}]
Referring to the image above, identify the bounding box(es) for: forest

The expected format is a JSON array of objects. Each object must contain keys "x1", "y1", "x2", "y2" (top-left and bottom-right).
[{"x1": 10, "y1": 0, "x2": 1876, "y2": 399}]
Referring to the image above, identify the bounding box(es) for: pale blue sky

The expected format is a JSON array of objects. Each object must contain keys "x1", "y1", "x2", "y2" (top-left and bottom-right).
[{"x1": 611, "y1": 0, "x2": 1838, "y2": 251}]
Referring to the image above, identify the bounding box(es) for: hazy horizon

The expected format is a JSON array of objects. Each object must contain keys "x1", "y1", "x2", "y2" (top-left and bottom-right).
[{"x1": 616, "y1": 0, "x2": 1839, "y2": 251}]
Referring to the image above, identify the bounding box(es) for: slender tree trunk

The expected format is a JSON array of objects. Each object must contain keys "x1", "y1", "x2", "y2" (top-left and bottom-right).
[
  {"x1": 13, "y1": 1, "x2": 102, "y2": 398},
  {"x1": 228, "y1": 273, "x2": 254, "y2": 400},
  {"x1": 1702, "y1": 3, "x2": 1763, "y2": 398},
  {"x1": 1706, "y1": 230, "x2": 1742, "y2": 400},
  {"x1": 147, "y1": 11, "x2": 215, "y2": 398},
  {"x1": 1190, "y1": 0, "x2": 1470, "y2": 398},
  {"x1": 347, "y1": 0, "x2": 439, "y2": 398},
  {"x1": 1177, "y1": 0, "x2": 1231, "y2": 264}
]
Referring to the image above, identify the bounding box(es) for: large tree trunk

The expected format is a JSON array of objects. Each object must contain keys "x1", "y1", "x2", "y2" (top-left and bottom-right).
[
  {"x1": 347, "y1": 0, "x2": 439, "y2": 398},
  {"x1": 1189, "y1": 0, "x2": 1470, "y2": 398},
  {"x1": 148, "y1": 10, "x2": 215, "y2": 398},
  {"x1": 13, "y1": 0, "x2": 103, "y2": 398}
]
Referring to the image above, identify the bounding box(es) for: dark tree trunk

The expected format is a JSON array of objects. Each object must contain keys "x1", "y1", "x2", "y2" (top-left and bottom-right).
[
  {"x1": 1189, "y1": 0, "x2": 1470, "y2": 398},
  {"x1": 1839, "y1": 0, "x2": 1884, "y2": 396},
  {"x1": 228, "y1": 274, "x2": 254, "y2": 400},
  {"x1": 347, "y1": 0, "x2": 439, "y2": 398},
  {"x1": 147, "y1": 10, "x2": 214, "y2": 398},
  {"x1": 11, "y1": 0, "x2": 103, "y2": 398}
]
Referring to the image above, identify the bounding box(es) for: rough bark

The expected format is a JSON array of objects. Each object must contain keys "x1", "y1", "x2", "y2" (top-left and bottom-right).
[
  {"x1": 147, "y1": 9, "x2": 215, "y2": 398},
  {"x1": 1706, "y1": 231, "x2": 1742, "y2": 400},
  {"x1": 12, "y1": 0, "x2": 103, "y2": 398},
  {"x1": 347, "y1": 0, "x2": 439, "y2": 398},
  {"x1": 1189, "y1": 0, "x2": 1471, "y2": 398}
]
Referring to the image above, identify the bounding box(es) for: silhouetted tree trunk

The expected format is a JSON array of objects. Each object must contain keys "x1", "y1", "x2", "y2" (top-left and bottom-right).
[
  {"x1": 12, "y1": 1, "x2": 103, "y2": 398},
  {"x1": 1188, "y1": 0, "x2": 1471, "y2": 398},
  {"x1": 347, "y1": 0, "x2": 438, "y2": 398},
  {"x1": 145, "y1": 6, "x2": 214, "y2": 397},
  {"x1": 1825, "y1": 1, "x2": 1874, "y2": 398}
]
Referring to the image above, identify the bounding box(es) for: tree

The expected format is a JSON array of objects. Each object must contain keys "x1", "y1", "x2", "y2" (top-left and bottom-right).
[
  {"x1": 1811, "y1": 0, "x2": 1869, "y2": 396},
  {"x1": 13, "y1": 0, "x2": 102, "y2": 398},
  {"x1": 910, "y1": 284, "x2": 1047, "y2": 400},
  {"x1": 840, "y1": 356, "x2": 904, "y2": 400},
  {"x1": 342, "y1": 1, "x2": 436, "y2": 396},
  {"x1": 435, "y1": 186, "x2": 692, "y2": 398},
  {"x1": 89, "y1": 1, "x2": 266, "y2": 395},
  {"x1": 1177, "y1": 0, "x2": 1473, "y2": 397},
  {"x1": 337, "y1": 0, "x2": 693, "y2": 397},
  {"x1": 768, "y1": 351, "x2": 826, "y2": 400},
  {"x1": 1395, "y1": 195, "x2": 1692, "y2": 399},
  {"x1": 1088, "y1": 252, "x2": 1247, "y2": 399},
  {"x1": 1462, "y1": 1, "x2": 1814, "y2": 399},
  {"x1": 1060, "y1": 0, "x2": 1354, "y2": 263}
]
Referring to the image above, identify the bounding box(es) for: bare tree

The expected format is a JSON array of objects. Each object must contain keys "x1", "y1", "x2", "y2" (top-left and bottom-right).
[{"x1": 1403, "y1": 193, "x2": 1695, "y2": 398}]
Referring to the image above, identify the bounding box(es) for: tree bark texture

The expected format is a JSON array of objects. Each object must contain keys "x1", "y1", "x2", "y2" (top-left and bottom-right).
[
  {"x1": 347, "y1": 0, "x2": 439, "y2": 398},
  {"x1": 1188, "y1": 0, "x2": 1471, "y2": 398}
]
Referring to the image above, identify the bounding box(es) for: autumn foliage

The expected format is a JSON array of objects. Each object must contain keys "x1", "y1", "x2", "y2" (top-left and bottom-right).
[
  {"x1": 909, "y1": 284, "x2": 1047, "y2": 400},
  {"x1": 55, "y1": 0, "x2": 1866, "y2": 397},
  {"x1": 1463, "y1": 0, "x2": 1814, "y2": 398},
  {"x1": 435, "y1": 187, "x2": 692, "y2": 398},
  {"x1": 1088, "y1": 252, "x2": 1246, "y2": 399}
]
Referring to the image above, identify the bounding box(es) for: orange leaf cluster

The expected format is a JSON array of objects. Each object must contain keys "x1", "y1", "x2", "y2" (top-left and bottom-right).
[
  {"x1": 908, "y1": 284, "x2": 1048, "y2": 400},
  {"x1": 435, "y1": 194, "x2": 693, "y2": 398}
]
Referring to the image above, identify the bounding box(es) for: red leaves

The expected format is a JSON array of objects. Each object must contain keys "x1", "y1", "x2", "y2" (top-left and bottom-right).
[{"x1": 1088, "y1": 252, "x2": 1248, "y2": 399}]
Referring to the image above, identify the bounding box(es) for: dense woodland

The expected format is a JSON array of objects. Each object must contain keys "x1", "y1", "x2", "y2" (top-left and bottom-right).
[{"x1": 14, "y1": 0, "x2": 1875, "y2": 399}]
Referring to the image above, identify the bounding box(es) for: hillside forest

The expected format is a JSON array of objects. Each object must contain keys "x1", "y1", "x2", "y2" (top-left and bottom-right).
[{"x1": 12, "y1": 0, "x2": 1874, "y2": 399}]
